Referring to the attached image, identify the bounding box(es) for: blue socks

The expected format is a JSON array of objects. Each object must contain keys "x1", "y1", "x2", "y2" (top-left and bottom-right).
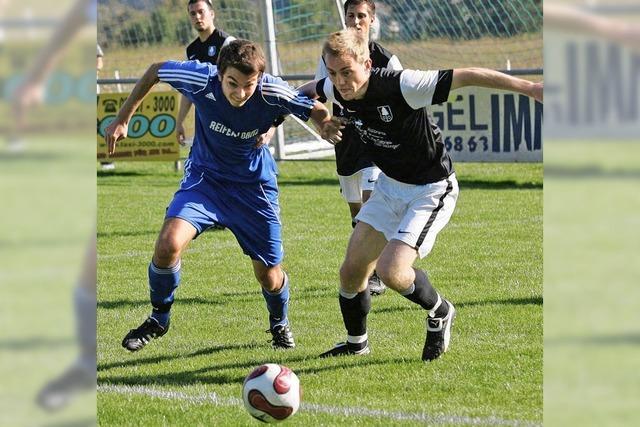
[
  {"x1": 262, "y1": 272, "x2": 290, "y2": 329},
  {"x1": 148, "y1": 260, "x2": 181, "y2": 327}
]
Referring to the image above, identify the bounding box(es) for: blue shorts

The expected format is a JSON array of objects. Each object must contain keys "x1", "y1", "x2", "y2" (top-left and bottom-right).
[{"x1": 166, "y1": 163, "x2": 283, "y2": 266}]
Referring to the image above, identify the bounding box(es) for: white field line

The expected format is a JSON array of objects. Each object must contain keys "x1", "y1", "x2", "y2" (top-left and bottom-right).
[{"x1": 98, "y1": 384, "x2": 540, "y2": 427}]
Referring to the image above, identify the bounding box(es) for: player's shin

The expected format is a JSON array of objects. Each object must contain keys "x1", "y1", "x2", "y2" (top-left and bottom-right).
[
  {"x1": 262, "y1": 271, "x2": 290, "y2": 329},
  {"x1": 338, "y1": 288, "x2": 371, "y2": 352},
  {"x1": 400, "y1": 269, "x2": 449, "y2": 318},
  {"x1": 148, "y1": 259, "x2": 181, "y2": 327}
]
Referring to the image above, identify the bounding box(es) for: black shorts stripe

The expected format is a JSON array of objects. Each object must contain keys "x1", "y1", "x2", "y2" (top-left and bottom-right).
[{"x1": 415, "y1": 178, "x2": 453, "y2": 249}]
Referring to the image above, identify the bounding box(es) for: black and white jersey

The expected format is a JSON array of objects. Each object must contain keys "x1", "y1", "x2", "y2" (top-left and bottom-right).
[
  {"x1": 315, "y1": 41, "x2": 402, "y2": 176},
  {"x1": 317, "y1": 68, "x2": 455, "y2": 185},
  {"x1": 186, "y1": 28, "x2": 235, "y2": 64}
]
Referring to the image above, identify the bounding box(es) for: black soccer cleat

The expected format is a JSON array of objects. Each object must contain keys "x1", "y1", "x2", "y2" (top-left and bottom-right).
[
  {"x1": 422, "y1": 300, "x2": 456, "y2": 362},
  {"x1": 122, "y1": 317, "x2": 169, "y2": 352},
  {"x1": 367, "y1": 271, "x2": 387, "y2": 296},
  {"x1": 36, "y1": 364, "x2": 96, "y2": 411},
  {"x1": 269, "y1": 324, "x2": 296, "y2": 349},
  {"x1": 319, "y1": 342, "x2": 370, "y2": 358}
]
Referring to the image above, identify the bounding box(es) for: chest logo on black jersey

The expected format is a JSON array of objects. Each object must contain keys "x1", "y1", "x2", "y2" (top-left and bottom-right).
[
  {"x1": 208, "y1": 46, "x2": 217, "y2": 57},
  {"x1": 377, "y1": 105, "x2": 393, "y2": 122}
]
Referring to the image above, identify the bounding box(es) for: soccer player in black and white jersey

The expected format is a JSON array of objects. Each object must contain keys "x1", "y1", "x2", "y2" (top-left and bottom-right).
[
  {"x1": 302, "y1": 29, "x2": 543, "y2": 361},
  {"x1": 175, "y1": 0, "x2": 236, "y2": 146},
  {"x1": 315, "y1": 0, "x2": 401, "y2": 297}
]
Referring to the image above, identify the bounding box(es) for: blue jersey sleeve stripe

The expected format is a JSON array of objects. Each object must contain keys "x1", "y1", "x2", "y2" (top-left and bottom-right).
[
  {"x1": 262, "y1": 89, "x2": 315, "y2": 109},
  {"x1": 262, "y1": 82, "x2": 297, "y2": 98},
  {"x1": 160, "y1": 77, "x2": 208, "y2": 88},
  {"x1": 158, "y1": 74, "x2": 208, "y2": 86},
  {"x1": 159, "y1": 68, "x2": 210, "y2": 80},
  {"x1": 158, "y1": 71, "x2": 209, "y2": 84},
  {"x1": 263, "y1": 93, "x2": 314, "y2": 110},
  {"x1": 262, "y1": 92, "x2": 314, "y2": 111},
  {"x1": 261, "y1": 84, "x2": 296, "y2": 96},
  {"x1": 261, "y1": 86, "x2": 306, "y2": 103}
]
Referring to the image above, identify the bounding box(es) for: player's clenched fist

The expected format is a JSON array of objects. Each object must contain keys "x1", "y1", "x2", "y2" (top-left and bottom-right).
[
  {"x1": 320, "y1": 116, "x2": 345, "y2": 145},
  {"x1": 104, "y1": 120, "x2": 128, "y2": 155}
]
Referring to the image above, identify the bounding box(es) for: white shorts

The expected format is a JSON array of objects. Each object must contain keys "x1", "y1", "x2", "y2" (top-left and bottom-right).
[
  {"x1": 356, "y1": 173, "x2": 459, "y2": 258},
  {"x1": 338, "y1": 166, "x2": 381, "y2": 203}
]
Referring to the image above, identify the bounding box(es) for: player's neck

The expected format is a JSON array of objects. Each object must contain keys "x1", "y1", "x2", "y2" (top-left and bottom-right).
[
  {"x1": 353, "y1": 79, "x2": 371, "y2": 100},
  {"x1": 198, "y1": 25, "x2": 215, "y2": 42}
]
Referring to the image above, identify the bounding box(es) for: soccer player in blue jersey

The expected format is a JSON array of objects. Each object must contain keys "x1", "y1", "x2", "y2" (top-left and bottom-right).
[{"x1": 104, "y1": 40, "x2": 341, "y2": 351}]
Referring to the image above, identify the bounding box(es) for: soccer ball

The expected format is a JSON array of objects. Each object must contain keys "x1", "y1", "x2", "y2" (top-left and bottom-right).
[{"x1": 242, "y1": 363, "x2": 301, "y2": 423}]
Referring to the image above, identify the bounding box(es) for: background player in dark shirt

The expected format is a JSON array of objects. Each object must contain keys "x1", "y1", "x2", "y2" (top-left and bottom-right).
[
  {"x1": 315, "y1": 0, "x2": 401, "y2": 296},
  {"x1": 177, "y1": 0, "x2": 278, "y2": 150},
  {"x1": 175, "y1": 0, "x2": 236, "y2": 146},
  {"x1": 302, "y1": 28, "x2": 543, "y2": 361}
]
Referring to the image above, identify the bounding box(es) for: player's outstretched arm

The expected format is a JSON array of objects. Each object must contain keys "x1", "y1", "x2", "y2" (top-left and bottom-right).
[
  {"x1": 451, "y1": 68, "x2": 543, "y2": 103},
  {"x1": 104, "y1": 62, "x2": 163, "y2": 155},
  {"x1": 309, "y1": 101, "x2": 343, "y2": 145}
]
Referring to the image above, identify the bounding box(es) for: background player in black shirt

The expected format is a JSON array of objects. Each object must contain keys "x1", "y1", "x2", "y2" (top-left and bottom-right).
[
  {"x1": 177, "y1": 0, "x2": 278, "y2": 150},
  {"x1": 175, "y1": 0, "x2": 236, "y2": 146},
  {"x1": 303, "y1": 28, "x2": 542, "y2": 361},
  {"x1": 315, "y1": 0, "x2": 401, "y2": 296}
]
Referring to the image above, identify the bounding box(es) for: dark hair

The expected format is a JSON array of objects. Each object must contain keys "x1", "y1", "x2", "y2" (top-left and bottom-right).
[
  {"x1": 343, "y1": 0, "x2": 375, "y2": 15},
  {"x1": 217, "y1": 39, "x2": 266, "y2": 76},
  {"x1": 188, "y1": 0, "x2": 213, "y2": 9}
]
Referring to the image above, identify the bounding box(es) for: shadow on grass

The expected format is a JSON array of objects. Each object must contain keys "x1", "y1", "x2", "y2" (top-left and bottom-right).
[
  {"x1": 99, "y1": 350, "x2": 407, "y2": 387},
  {"x1": 98, "y1": 296, "x2": 226, "y2": 310},
  {"x1": 373, "y1": 296, "x2": 542, "y2": 315},
  {"x1": 97, "y1": 229, "x2": 158, "y2": 238},
  {"x1": 97, "y1": 170, "x2": 155, "y2": 178},
  {"x1": 99, "y1": 342, "x2": 260, "y2": 372}
]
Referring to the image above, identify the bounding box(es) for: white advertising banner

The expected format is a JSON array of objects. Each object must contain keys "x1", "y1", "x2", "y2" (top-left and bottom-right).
[{"x1": 430, "y1": 86, "x2": 543, "y2": 162}]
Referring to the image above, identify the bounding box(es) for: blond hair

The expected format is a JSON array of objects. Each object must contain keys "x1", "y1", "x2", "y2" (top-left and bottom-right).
[{"x1": 322, "y1": 28, "x2": 369, "y2": 64}]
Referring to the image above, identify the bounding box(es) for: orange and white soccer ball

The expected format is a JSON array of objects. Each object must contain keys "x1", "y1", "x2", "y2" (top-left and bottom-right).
[{"x1": 242, "y1": 363, "x2": 301, "y2": 423}]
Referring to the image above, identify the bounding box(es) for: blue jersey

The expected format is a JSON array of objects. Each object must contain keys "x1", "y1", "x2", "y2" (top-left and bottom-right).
[{"x1": 158, "y1": 61, "x2": 315, "y2": 183}]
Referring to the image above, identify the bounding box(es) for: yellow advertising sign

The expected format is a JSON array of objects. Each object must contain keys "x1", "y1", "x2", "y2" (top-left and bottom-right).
[{"x1": 97, "y1": 91, "x2": 180, "y2": 161}]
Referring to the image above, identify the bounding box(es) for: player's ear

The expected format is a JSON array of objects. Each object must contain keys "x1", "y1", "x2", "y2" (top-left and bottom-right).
[{"x1": 364, "y1": 58, "x2": 372, "y2": 72}]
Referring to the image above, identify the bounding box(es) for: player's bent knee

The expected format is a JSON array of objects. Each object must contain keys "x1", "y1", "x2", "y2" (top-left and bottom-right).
[
  {"x1": 154, "y1": 238, "x2": 183, "y2": 266},
  {"x1": 254, "y1": 266, "x2": 283, "y2": 292},
  {"x1": 375, "y1": 261, "x2": 407, "y2": 291}
]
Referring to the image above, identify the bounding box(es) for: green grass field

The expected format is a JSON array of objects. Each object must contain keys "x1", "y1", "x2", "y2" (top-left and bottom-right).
[{"x1": 97, "y1": 160, "x2": 542, "y2": 426}]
